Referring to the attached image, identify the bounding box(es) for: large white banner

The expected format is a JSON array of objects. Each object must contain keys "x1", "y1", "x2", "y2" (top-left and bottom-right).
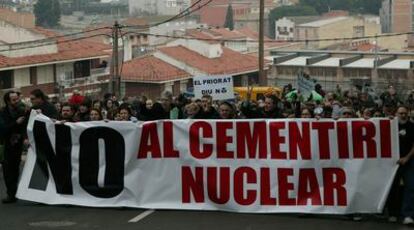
[{"x1": 17, "y1": 112, "x2": 400, "y2": 214}]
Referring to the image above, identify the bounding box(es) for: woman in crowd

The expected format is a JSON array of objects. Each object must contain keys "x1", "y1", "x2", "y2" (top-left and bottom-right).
[
  {"x1": 118, "y1": 104, "x2": 137, "y2": 122},
  {"x1": 102, "y1": 99, "x2": 117, "y2": 120},
  {"x1": 300, "y1": 108, "x2": 313, "y2": 119},
  {"x1": 185, "y1": 103, "x2": 201, "y2": 119},
  {"x1": 89, "y1": 108, "x2": 103, "y2": 121}
]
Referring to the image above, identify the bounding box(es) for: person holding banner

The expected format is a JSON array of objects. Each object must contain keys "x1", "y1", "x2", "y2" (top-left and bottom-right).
[
  {"x1": 0, "y1": 91, "x2": 28, "y2": 203},
  {"x1": 394, "y1": 106, "x2": 414, "y2": 225},
  {"x1": 29, "y1": 89, "x2": 58, "y2": 119},
  {"x1": 59, "y1": 103, "x2": 76, "y2": 122},
  {"x1": 89, "y1": 109, "x2": 103, "y2": 121},
  {"x1": 118, "y1": 104, "x2": 138, "y2": 122}
]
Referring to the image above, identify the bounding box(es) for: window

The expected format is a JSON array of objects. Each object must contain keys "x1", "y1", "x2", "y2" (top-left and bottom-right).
[
  {"x1": 0, "y1": 70, "x2": 13, "y2": 89},
  {"x1": 30, "y1": 67, "x2": 37, "y2": 85},
  {"x1": 353, "y1": 26, "x2": 365, "y2": 37},
  {"x1": 166, "y1": 0, "x2": 177, "y2": 7}
]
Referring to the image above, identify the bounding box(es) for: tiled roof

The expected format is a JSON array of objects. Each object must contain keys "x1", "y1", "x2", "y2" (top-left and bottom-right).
[
  {"x1": 158, "y1": 45, "x2": 259, "y2": 75},
  {"x1": 355, "y1": 43, "x2": 379, "y2": 52},
  {"x1": 185, "y1": 29, "x2": 220, "y2": 44},
  {"x1": 185, "y1": 28, "x2": 246, "y2": 43},
  {"x1": 210, "y1": 28, "x2": 246, "y2": 39},
  {"x1": 121, "y1": 56, "x2": 190, "y2": 82},
  {"x1": 186, "y1": 27, "x2": 291, "y2": 49},
  {"x1": 0, "y1": 28, "x2": 110, "y2": 69}
]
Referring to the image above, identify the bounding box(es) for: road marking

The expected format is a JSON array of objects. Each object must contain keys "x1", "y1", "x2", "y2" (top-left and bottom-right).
[
  {"x1": 128, "y1": 209, "x2": 155, "y2": 223},
  {"x1": 29, "y1": 221, "x2": 76, "y2": 227}
]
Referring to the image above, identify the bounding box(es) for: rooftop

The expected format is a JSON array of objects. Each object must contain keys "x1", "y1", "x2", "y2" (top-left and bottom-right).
[
  {"x1": 158, "y1": 45, "x2": 260, "y2": 75},
  {"x1": 276, "y1": 56, "x2": 312, "y2": 67},
  {"x1": 378, "y1": 59, "x2": 412, "y2": 70},
  {"x1": 310, "y1": 57, "x2": 343, "y2": 67},
  {"x1": 0, "y1": 28, "x2": 110, "y2": 70},
  {"x1": 343, "y1": 58, "x2": 375, "y2": 68},
  {"x1": 298, "y1": 16, "x2": 349, "y2": 27},
  {"x1": 271, "y1": 51, "x2": 414, "y2": 69},
  {"x1": 121, "y1": 56, "x2": 190, "y2": 82}
]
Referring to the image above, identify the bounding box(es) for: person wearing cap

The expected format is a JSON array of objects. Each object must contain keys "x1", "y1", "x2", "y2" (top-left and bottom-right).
[
  {"x1": 68, "y1": 89, "x2": 85, "y2": 105},
  {"x1": 341, "y1": 107, "x2": 354, "y2": 119}
]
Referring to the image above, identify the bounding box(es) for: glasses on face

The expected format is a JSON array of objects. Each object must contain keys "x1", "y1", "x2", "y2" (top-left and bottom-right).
[{"x1": 343, "y1": 112, "x2": 352, "y2": 115}]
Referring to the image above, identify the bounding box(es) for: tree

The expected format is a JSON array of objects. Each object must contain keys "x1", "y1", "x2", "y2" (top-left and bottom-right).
[
  {"x1": 298, "y1": 0, "x2": 382, "y2": 14},
  {"x1": 268, "y1": 5, "x2": 318, "y2": 38},
  {"x1": 224, "y1": 4, "x2": 234, "y2": 31},
  {"x1": 34, "y1": 0, "x2": 61, "y2": 28}
]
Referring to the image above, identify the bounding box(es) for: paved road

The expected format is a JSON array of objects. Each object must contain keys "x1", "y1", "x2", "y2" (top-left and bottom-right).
[{"x1": 0, "y1": 164, "x2": 411, "y2": 230}]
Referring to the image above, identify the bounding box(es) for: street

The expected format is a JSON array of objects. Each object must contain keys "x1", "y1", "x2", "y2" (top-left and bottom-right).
[{"x1": 0, "y1": 165, "x2": 411, "y2": 230}]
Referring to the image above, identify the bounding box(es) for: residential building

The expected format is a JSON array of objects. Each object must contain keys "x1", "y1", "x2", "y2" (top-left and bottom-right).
[
  {"x1": 274, "y1": 16, "x2": 321, "y2": 41},
  {"x1": 193, "y1": 0, "x2": 277, "y2": 35},
  {"x1": 185, "y1": 27, "x2": 300, "y2": 55},
  {"x1": 149, "y1": 19, "x2": 203, "y2": 46},
  {"x1": 128, "y1": 0, "x2": 191, "y2": 16},
  {"x1": 269, "y1": 50, "x2": 414, "y2": 93},
  {"x1": 0, "y1": 8, "x2": 111, "y2": 98},
  {"x1": 380, "y1": 0, "x2": 412, "y2": 33},
  {"x1": 84, "y1": 18, "x2": 151, "y2": 61},
  {"x1": 295, "y1": 16, "x2": 380, "y2": 49},
  {"x1": 121, "y1": 38, "x2": 264, "y2": 97}
]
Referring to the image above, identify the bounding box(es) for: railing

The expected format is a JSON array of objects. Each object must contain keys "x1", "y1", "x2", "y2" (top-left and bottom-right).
[{"x1": 60, "y1": 67, "x2": 110, "y2": 88}]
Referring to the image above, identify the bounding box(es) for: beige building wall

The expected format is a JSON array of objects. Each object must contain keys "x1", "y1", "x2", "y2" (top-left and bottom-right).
[
  {"x1": 374, "y1": 34, "x2": 409, "y2": 50},
  {"x1": 14, "y1": 68, "x2": 30, "y2": 87},
  {"x1": 37, "y1": 65, "x2": 54, "y2": 84},
  {"x1": 392, "y1": 0, "x2": 412, "y2": 33},
  {"x1": 296, "y1": 17, "x2": 381, "y2": 49}
]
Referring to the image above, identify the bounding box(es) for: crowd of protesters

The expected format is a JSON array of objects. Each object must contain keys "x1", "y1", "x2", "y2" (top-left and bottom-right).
[{"x1": 0, "y1": 83, "x2": 413, "y2": 225}]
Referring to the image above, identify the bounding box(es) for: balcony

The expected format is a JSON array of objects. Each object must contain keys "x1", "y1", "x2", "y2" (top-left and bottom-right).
[{"x1": 59, "y1": 67, "x2": 110, "y2": 88}]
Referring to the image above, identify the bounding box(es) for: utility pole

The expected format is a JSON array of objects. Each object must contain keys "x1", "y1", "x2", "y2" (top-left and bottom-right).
[
  {"x1": 111, "y1": 21, "x2": 120, "y2": 97},
  {"x1": 259, "y1": 0, "x2": 265, "y2": 85}
]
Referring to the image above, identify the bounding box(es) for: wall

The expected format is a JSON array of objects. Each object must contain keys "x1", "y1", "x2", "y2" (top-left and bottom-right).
[
  {"x1": 375, "y1": 33, "x2": 408, "y2": 50},
  {"x1": 391, "y1": 0, "x2": 412, "y2": 33},
  {"x1": 0, "y1": 8, "x2": 35, "y2": 29},
  {"x1": 125, "y1": 82, "x2": 164, "y2": 99},
  {"x1": 0, "y1": 21, "x2": 58, "y2": 57},
  {"x1": 224, "y1": 40, "x2": 248, "y2": 53},
  {"x1": 128, "y1": 0, "x2": 157, "y2": 15},
  {"x1": 13, "y1": 68, "x2": 30, "y2": 87},
  {"x1": 36, "y1": 65, "x2": 54, "y2": 84},
  {"x1": 167, "y1": 39, "x2": 223, "y2": 58},
  {"x1": 297, "y1": 17, "x2": 381, "y2": 49},
  {"x1": 148, "y1": 20, "x2": 201, "y2": 46},
  {"x1": 157, "y1": 0, "x2": 191, "y2": 16}
]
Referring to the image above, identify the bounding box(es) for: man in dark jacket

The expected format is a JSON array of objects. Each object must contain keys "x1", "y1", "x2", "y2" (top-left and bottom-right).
[
  {"x1": 197, "y1": 95, "x2": 219, "y2": 119},
  {"x1": 0, "y1": 91, "x2": 28, "y2": 203},
  {"x1": 241, "y1": 94, "x2": 283, "y2": 119},
  {"x1": 29, "y1": 89, "x2": 58, "y2": 119}
]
